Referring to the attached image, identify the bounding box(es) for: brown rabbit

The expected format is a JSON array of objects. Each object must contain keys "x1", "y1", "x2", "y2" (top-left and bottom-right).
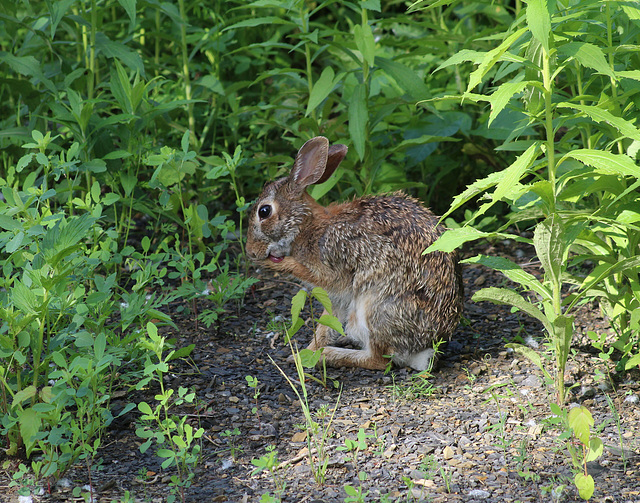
[{"x1": 246, "y1": 136, "x2": 463, "y2": 371}]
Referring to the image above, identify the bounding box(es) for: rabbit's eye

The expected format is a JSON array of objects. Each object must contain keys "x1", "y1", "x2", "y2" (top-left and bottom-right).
[{"x1": 258, "y1": 205, "x2": 272, "y2": 220}]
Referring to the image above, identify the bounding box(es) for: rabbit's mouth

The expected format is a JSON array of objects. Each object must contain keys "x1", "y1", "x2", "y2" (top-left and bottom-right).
[{"x1": 268, "y1": 254, "x2": 284, "y2": 263}]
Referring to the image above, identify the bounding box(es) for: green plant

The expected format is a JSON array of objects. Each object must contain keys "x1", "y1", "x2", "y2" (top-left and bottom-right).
[
  {"x1": 567, "y1": 405, "x2": 603, "y2": 501},
  {"x1": 344, "y1": 471, "x2": 369, "y2": 503},
  {"x1": 251, "y1": 445, "x2": 285, "y2": 495},
  {"x1": 605, "y1": 394, "x2": 628, "y2": 472},
  {"x1": 135, "y1": 322, "x2": 202, "y2": 503},
  {"x1": 285, "y1": 287, "x2": 344, "y2": 389},
  {"x1": 246, "y1": 375, "x2": 261, "y2": 424},
  {"x1": 425, "y1": 0, "x2": 640, "y2": 407},
  {"x1": 337, "y1": 428, "x2": 372, "y2": 481},
  {"x1": 220, "y1": 428, "x2": 243, "y2": 460},
  {"x1": 482, "y1": 382, "x2": 515, "y2": 456}
]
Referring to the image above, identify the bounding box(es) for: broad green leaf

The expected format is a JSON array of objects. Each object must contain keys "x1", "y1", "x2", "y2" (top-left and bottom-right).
[
  {"x1": 318, "y1": 314, "x2": 345, "y2": 336},
  {"x1": 290, "y1": 289, "x2": 308, "y2": 327},
  {"x1": 533, "y1": 215, "x2": 564, "y2": 287},
  {"x1": 11, "y1": 280, "x2": 40, "y2": 315},
  {"x1": 562, "y1": 149, "x2": 640, "y2": 179},
  {"x1": 0, "y1": 215, "x2": 21, "y2": 231},
  {"x1": 558, "y1": 42, "x2": 616, "y2": 80},
  {"x1": 553, "y1": 314, "x2": 574, "y2": 368},
  {"x1": 12, "y1": 385, "x2": 37, "y2": 408},
  {"x1": 138, "y1": 401, "x2": 153, "y2": 416},
  {"x1": 117, "y1": 0, "x2": 136, "y2": 24},
  {"x1": 472, "y1": 286, "x2": 553, "y2": 335},
  {"x1": 626, "y1": 353, "x2": 640, "y2": 370},
  {"x1": 307, "y1": 67, "x2": 340, "y2": 116},
  {"x1": 574, "y1": 473, "x2": 594, "y2": 501},
  {"x1": 376, "y1": 57, "x2": 430, "y2": 100},
  {"x1": 526, "y1": 0, "x2": 551, "y2": 53},
  {"x1": 349, "y1": 83, "x2": 368, "y2": 161},
  {"x1": 5, "y1": 231, "x2": 24, "y2": 253},
  {"x1": 19, "y1": 407, "x2": 41, "y2": 456},
  {"x1": 465, "y1": 255, "x2": 553, "y2": 302},
  {"x1": 95, "y1": 32, "x2": 145, "y2": 76},
  {"x1": 354, "y1": 23, "x2": 375, "y2": 68},
  {"x1": 568, "y1": 405, "x2": 593, "y2": 445},
  {"x1": 557, "y1": 103, "x2": 640, "y2": 141},
  {"x1": 311, "y1": 287, "x2": 333, "y2": 315},
  {"x1": 586, "y1": 437, "x2": 603, "y2": 462},
  {"x1": 298, "y1": 348, "x2": 323, "y2": 368},
  {"x1": 94, "y1": 332, "x2": 106, "y2": 361}
]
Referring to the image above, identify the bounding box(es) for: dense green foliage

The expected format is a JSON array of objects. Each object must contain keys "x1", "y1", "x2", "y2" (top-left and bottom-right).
[{"x1": 1, "y1": 0, "x2": 639, "y2": 500}]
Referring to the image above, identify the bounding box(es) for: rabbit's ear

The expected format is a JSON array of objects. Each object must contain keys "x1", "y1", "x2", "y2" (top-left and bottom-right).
[
  {"x1": 316, "y1": 144, "x2": 348, "y2": 184},
  {"x1": 290, "y1": 136, "x2": 330, "y2": 190}
]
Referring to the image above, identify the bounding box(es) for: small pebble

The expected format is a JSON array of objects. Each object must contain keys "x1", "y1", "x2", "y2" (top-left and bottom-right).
[
  {"x1": 624, "y1": 394, "x2": 639, "y2": 404},
  {"x1": 468, "y1": 489, "x2": 491, "y2": 499}
]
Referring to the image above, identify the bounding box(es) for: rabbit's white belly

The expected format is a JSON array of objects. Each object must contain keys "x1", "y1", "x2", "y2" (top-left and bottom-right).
[{"x1": 346, "y1": 296, "x2": 371, "y2": 346}]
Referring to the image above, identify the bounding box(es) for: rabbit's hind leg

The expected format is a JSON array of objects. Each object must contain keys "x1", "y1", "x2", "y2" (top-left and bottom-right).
[{"x1": 319, "y1": 343, "x2": 390, "y2": 370}]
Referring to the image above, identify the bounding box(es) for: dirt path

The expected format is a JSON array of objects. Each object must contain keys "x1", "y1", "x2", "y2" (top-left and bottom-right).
[{"x1": 2, "y1": 241, "x2": 639, "y2": 502}]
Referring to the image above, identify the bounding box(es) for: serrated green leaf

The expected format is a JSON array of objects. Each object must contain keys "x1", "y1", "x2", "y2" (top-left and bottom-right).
[
  {"x1": 568, "y1": 405, "x2": 593, "y2": 445},
  {"x1": 562, "y1": 149, "x2": 640, "y2": 178},
  {"x1": 558, "y1": 103, "x2": 640, "y2": 141},
  {"x1": 558, "y1": 42, "x2": 616, "y2": 80},
  {"x1": 533, "y1": 215, "x2": 565, "y2": 286},
  {"x1": 19, "y1": 407, "x2": 41, "y2": 456},
  {"x1": 472, "y1": 286, "x2": 553, "y2": 335},
  {"x1": 488, "y1": 81, "x2": 530, "y2": 126},
  {"x1": 440, "y1": 142, "x2": 539, "y2": 221},
  {"x1": 311, "y1": 287, "x2": 333, "y2": 315},
  {"x1": 467, "y1": 27, "x2": 528, "y2": 92},
  {"x1": 465, "y1": 255, "x2": 553, "y2": 302},
  {"x1": 426, "y1": 227, "x2": 492, "y2": 253},
  {"x1": 12, "y1": 385, "x2": 37, "y2": 408}
]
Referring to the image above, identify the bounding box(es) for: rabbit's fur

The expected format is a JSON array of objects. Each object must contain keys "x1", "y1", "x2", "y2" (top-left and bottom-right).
[{"x1": 246, "y1": 136, "x2": 463, "y2": 371}]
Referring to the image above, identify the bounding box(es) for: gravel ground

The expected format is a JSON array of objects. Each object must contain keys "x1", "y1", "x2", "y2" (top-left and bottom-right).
[{"x1": 1, "y1": 239, "x2": 639, "y2": 503}]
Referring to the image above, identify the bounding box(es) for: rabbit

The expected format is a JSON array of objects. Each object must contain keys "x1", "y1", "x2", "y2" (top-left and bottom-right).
[{"x1": 245, "y1": 136, "x2": 463, "y2": 371}]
